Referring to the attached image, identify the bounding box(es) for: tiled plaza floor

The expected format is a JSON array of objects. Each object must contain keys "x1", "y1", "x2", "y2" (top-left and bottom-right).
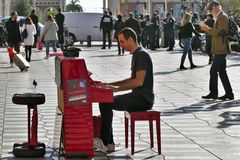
[{"x1": 0, "y1": 44, "x2": 240, "y2": 159}]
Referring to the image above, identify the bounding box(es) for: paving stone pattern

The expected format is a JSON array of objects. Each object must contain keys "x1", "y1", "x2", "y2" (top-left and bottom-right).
[{"x1": 0, "y1": 45, "x2": 240, "y2": 160}]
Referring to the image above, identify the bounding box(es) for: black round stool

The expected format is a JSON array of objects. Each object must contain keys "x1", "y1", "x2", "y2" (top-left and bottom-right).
[{"x1": 12, "y1": 93, "x2": 46, "y2": 157}]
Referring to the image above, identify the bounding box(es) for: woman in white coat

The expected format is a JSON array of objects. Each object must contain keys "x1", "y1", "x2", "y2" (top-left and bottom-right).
[
  {"x1": 40, "y1": 14, "x2": 58, "y2": 59},
  {"x1": 23, "y1": 17, "x2": 36, "y2": 62}
]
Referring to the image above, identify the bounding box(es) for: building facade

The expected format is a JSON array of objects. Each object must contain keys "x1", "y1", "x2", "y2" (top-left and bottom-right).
[
  {"x1": 108, "y1": 0, "x2": 203, "y2": 22},
  {"x1": 34, "y1": 0, "x2": 66, "y2": 12}
]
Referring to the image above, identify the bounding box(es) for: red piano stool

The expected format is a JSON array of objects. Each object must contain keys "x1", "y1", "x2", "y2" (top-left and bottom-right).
[
  {"x1": 12, "y1": 93, "x2": 46, "y2": 158},
  {"x1": 124, "y1": 111, "x2": 161, "y2": 155}
]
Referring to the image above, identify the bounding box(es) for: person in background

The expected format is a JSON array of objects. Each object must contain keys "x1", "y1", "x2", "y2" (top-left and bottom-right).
[
  {"x1": 39, "y1": 14, "x2": 59, "y2": 59},
  {"x1": 150, "y1": 12, "x2": 160, "y2": 50},
  {"x1": 165, "y1": 12, "x2": 175, "y2": 51},
  {"x1": 125, "y1": 12, "x2": 141, "y2": 44},
  {"x1": 113, "y1": 14, "x2": 125, "y2": 55},
  {"x1": 23, "y1": 17, "x2": 36, "y2": 62},
  {"x1": 100, "y1": 11, "x2": 113, "y2": 49},
  {"x1": 200, "y1": 0, "x2": 234, "y2": 100},
  {"x1": 142, "y1": 14, "x2": 151, "y2": 49},
  {"x1": 55, "y1": 8, "x2": 65, "y2": 48},
  {"x1": 5, "y1": 11, "x2": 22, "y2": 66},
  {"x1": 204, "y1": 13, "x2": 215, "y2": 64},
  {"x1": 94, "y1": 28, "x2": 154, "y2": 153},
  {"x1": 29, "y1": 10, "x2": 39, "y2": 48},
  {"x1": 179, "y1": 12, "x2": 201, "y2": 70}
]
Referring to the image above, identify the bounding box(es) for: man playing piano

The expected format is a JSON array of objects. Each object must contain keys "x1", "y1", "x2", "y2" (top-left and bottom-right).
[{"x1": 94, "y1": 27, "x2": 154, "y2": 153}]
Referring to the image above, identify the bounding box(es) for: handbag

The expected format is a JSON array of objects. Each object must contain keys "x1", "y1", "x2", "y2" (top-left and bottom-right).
[
  {"x1": 21, "y1": 26, "x2": 28, "y2": 39},
  {"x1": 37, "y1": 40, "x2": 44, "y2": 50}
]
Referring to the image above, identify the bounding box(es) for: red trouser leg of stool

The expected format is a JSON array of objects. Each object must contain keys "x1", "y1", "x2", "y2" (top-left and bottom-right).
[
  {"x1": 156, "y1": 116, "x2": 161, "y2": 154},
  {"x1": 131, "y1": 119, "x2": 135, "y2": 155},
  {"x1": 27, "y1": 106, "x2": 31, "y2": 144},
  {"x1": 149, "y1": 120, "x2": 154, "y2": 148},
  {"x1": 30, "y1": 106, "x2": 38, "y2": 147},
  {"x1": 125, "y1": 116, "x2": 128, "y2": 148}
]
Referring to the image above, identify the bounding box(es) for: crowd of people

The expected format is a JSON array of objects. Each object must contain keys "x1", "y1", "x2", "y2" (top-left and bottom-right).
[
  {"x1": 100, "y1": 10, "x2": 177, "y2": 54},
  {"x1": 4, "y1": 8, "x2": 65, "y2": 64}
]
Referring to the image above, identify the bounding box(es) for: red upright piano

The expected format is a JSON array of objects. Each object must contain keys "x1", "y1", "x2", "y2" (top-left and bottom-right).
[{"x1": 55, "y1": 56, "x2": 113, "y2": 158}]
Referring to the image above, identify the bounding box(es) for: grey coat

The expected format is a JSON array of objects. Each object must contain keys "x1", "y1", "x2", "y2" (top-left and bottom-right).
[{"x1": 40, "y1": 20, "x2": 59, "y2": 41}]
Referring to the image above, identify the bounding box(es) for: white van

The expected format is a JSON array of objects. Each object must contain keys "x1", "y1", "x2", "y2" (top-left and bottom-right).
[{"x1": 63, "y1": 12, "x2": 103, "y2": 46}]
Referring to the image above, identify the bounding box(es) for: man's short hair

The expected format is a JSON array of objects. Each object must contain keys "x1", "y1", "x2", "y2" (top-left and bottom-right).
[
  {"x1": 207, "y1": 0, "x2": 220, "y2": 11},
  {"x1": 119, "y1": 27, "x2": 137, "y2": 42}
]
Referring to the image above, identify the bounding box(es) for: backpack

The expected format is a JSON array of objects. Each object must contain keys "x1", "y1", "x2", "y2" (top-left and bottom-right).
[{"x1": 228, "y1": 18, "x2": 239, "y2": 42}]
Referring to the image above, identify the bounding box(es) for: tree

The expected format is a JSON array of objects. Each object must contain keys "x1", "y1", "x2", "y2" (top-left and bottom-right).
[
  {"x1": 66, "y1": 0, "x2": 83, "y2": 12},
  {"x1": 223, "y1": 0, "x2": 240, "y2": 14},
  {"x1": 13, "y1": 0, "x2": 31, "y2": 16}
]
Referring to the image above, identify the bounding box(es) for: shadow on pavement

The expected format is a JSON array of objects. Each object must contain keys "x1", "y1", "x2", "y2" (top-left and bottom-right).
[
  {"x1": 154, "y1": 64, "x2": 209, "y2": 75},
  {"x1": 162, "y1": 99, "x2": 240, "y2": 129}
]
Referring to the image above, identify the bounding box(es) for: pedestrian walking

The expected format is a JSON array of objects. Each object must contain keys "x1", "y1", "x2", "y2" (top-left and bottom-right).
[
  {"x1": 39, "y1": 14, "x2": 59, "y2": 59},
  {"x1": 29, "y1": 10, "x2": 39, "y2": 47},
  {"x1": 200, "y1": 0, "x2": 234, "y2": 100},
  {"x1": 23, "y1": 17, "x2": 36, "y2": 62},
  {"x1": 5, "y1": 11, "x2": 22, "y2": 66},
  {"x1": 179, "y1": 12, "x2": 201, "y2": 70}
]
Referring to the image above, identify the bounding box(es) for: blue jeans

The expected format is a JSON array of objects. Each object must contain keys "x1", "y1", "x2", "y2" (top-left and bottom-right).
[
  {"x1": 180, "y1": 38, "x2": 194, "y2": 66},
  {"x1": 99, "y1": 92, "x2": 153, "y2": 146},
  {"x1": 45, "y1": 40, "x2": 57, "y2": 56}
]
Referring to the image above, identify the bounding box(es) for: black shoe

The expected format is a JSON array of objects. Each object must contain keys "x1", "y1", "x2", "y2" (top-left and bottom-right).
[
  {"x1": 101, "y1": 47, "x2": 106, "y2": 49},
  {"x1": 167, "y1": 48, "x2": 173, "y2": 51},
  {"x1": 190, "y1": 64, "x2": 197, "y2": 69},
  {"x1": 218, "y1": 94, "x2": 234, "y2": 100},
  {"x1": 202, "y1": 93, "x2": 218, "y2": 99},
  {"x1": 180, "y1": 66, "x2": 187, "y2": 70}
]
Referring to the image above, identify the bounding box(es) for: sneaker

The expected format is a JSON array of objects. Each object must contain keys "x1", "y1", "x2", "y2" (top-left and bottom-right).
[
  {"x1": 94, "y1": 138, "x2": 108, "y2": 153},
  {"x1": 107, "y1": 143, "x2": 115, "y2": 152},
  {"x1": 10, "y1": 63, "x2": 14, "y2": 67}
]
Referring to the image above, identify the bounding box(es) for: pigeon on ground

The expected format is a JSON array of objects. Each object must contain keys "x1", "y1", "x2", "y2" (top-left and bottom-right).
[{"x1": 33, "y1": 79, "x2": 37, "y2": 88}]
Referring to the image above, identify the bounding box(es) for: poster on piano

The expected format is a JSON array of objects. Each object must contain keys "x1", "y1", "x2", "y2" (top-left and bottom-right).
[{"x1": 66, "y1": 79, "x2": 88, "y2": 105}]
